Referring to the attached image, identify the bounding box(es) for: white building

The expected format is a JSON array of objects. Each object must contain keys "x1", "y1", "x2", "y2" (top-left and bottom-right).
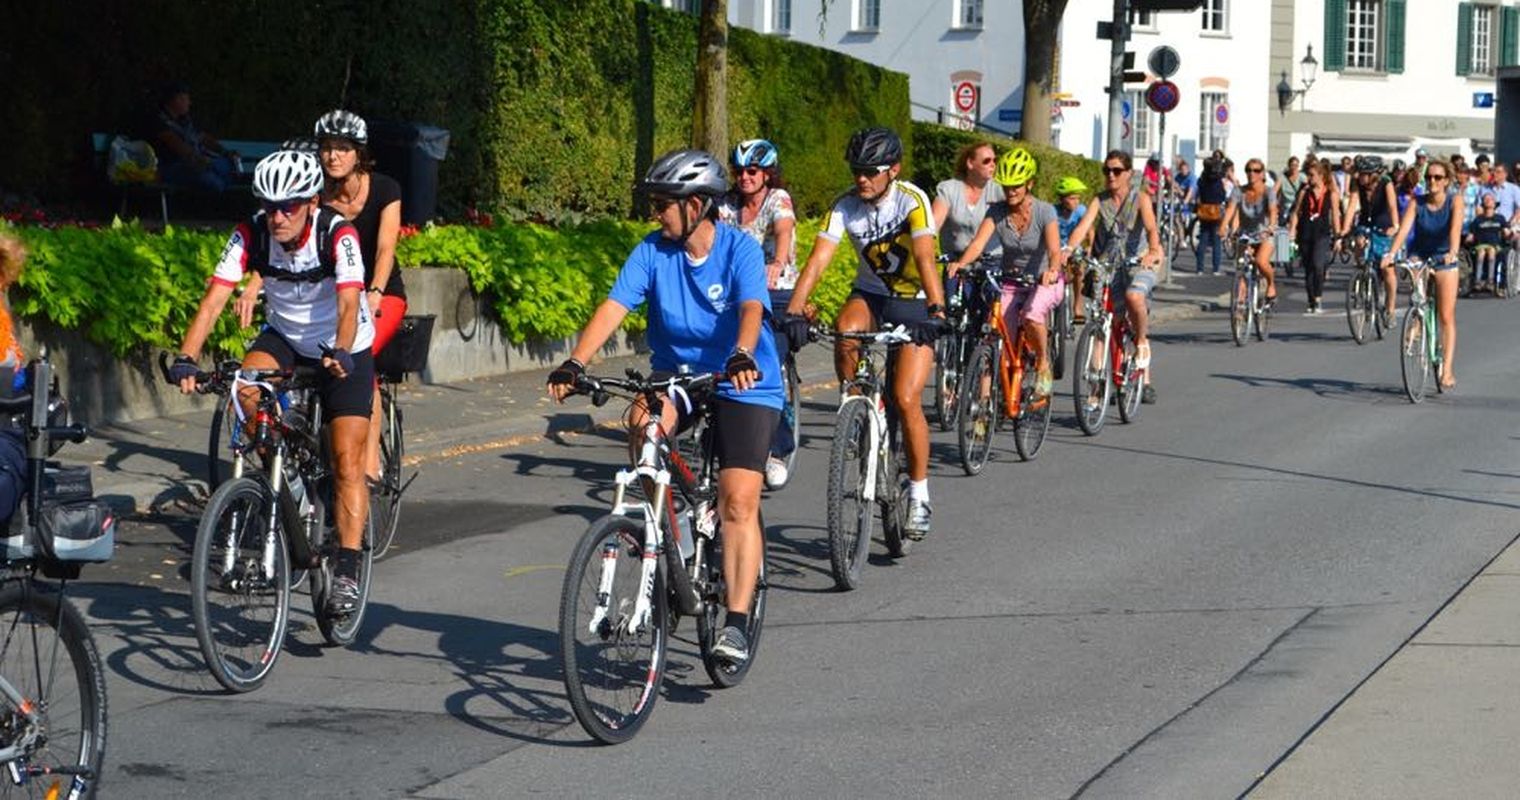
[
  {"x1": 1056, "y1": 0, "x2": 1273, "y2": 167},
  {"x1": 1273, "y1": 0, "x2": 1507, "y2": 165}
]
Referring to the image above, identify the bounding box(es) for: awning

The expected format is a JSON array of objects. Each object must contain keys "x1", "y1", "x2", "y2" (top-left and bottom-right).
[{"x1": 1312, "y1": 134, "x2": 1412, "y2": 155}]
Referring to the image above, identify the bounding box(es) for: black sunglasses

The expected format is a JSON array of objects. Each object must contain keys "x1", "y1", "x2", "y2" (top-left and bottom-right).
[
  {"x1": 1102, "y1": 166, "x2": 1127, "y2": 176},
  {"x1": 260, "y1": 198, "x2": 307, "y2": 217},
  {"x1": 650, "y1": 196, "x2": 679, "y2": 212},
  {"x1": 852, "y1": 164, "x2": 890, "y2": 179}
]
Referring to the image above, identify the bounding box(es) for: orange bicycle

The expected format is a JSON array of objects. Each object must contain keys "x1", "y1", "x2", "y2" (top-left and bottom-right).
[{"x1": 956, "y1": 270, "x2": 1055, "y2": 474}]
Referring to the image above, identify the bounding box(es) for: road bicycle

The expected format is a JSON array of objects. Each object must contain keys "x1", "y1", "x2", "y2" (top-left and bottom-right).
[
  {"x1": 1394, "y1": 258, "x2": 1447, "y2": 404},
  {"x1": 1229, "y1": 231, "x2": 1274, "y2": 346},
  {"x1": 957, "y1": 272, "x2": 1054, "y2": 475},
  {"x1": 1071, "y1": 255, "x2": 1147, "y2": 436},
  {"x1": 0, "y1": 354, "x2": 109, "y2": 799},
  {"x1": 164, "y1": 354, "x2": 376, "y2": 693},
  {"x1": 558, "y1": 370, "x2": 768, "y2": 744},
  {"x1": 931, "y1": 254, "x2": 986, "y2": 432},
  {"x1": 818, "y1": 326, "x2": 916, "y2": 591},
  {"x1": 1340, "y1": 227, "x2": 1389, "y2": 345}
]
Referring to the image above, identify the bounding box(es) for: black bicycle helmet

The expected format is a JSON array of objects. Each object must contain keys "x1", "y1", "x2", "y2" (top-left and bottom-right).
[
  {"x1": 638, "y1": 149, "x2": 728, "y2": 197},
  {"x1": 1354, "y1": 155, "x2": 1384, "y2": 173},
  {"x1": 845, "y1": 127, "x2": 903, "y2": 169}
]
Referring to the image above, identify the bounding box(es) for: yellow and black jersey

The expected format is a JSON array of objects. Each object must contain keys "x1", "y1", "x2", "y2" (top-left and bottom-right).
[{"x1": 818, "y1": 180, "x2": 937, "y2": 298}]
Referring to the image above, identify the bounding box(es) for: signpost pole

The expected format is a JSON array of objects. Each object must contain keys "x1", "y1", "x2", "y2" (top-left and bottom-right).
[
  {"x1": 1106, "y1": 0, "x2": 1129, "y2": 153},
  {"x1": 1157, "y1": 110, "x2": 1181, "y2": 288}
]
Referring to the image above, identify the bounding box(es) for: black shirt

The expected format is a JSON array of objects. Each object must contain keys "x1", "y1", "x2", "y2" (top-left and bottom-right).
[
  {"x1": 346, "y1": 172, "x2": 406, "y2": 299},
  {"x1": 1472, "y1": 214, "x2": 1506, "y2": 246}
]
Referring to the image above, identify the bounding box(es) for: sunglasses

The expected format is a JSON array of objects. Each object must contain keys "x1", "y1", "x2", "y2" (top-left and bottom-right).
[
  {"x1": 650, "y1": 196, "x2": 680, "y2": 212},
  {"x1": 261, "y1": 198, "x2": 307, "y2": 217},
  {"x1": 1246, "y1": 167, "x2": 1263, "y2": 174},
  {"x1": 852, "y1": 164, "x2": 891, "y2": 178},
  {"x1": 1426, "y1": 173, "x2": 1448, "y2": 181},
  {"x1": 1102, "y1": 166, "x2": 1127, "y2": 176},
  {"x1": 979, "y1": 157, "x2": 996, "y2": 165},
  {"x1": 733, "y1": 166, "x2": 765, "y2": 177}
]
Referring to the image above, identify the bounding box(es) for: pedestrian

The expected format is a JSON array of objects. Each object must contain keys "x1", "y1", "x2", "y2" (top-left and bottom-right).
[
  {"x1": 1287, "y1": 159, "x2": 1341, "y2": 314},
  {"x1": 1193, "y1": 153, "x2": 1232, "y2": 275}
]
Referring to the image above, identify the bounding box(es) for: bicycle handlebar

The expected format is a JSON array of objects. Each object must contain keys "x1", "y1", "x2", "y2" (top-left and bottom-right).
[
  {"x1": 569, "y1": 370, "x2": 727, "y2": 409},
  {"x1": 810, "y1": 325, "x2": 914, "y2": 345}
]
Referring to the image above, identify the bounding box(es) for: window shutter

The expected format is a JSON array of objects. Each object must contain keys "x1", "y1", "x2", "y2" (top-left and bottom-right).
[
  {"x1": 1503, "y1": 6, "x2": 1520, "y2": 68},
  {"x1": 1457, "y1": 3, "x2": 1474, "y2": 76},
  {"x1": 1386, "y1": 0, "x2": 1406, "y2": 73},
  {"x1": 1324, "y1": 0, "x2": 1347, "y2": 71}
]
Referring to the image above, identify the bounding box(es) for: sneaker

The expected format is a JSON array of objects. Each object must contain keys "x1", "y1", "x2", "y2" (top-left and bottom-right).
[
  {"x1": 326, "y1": 575, "x2": 362, "y2": 617},
  {"x1": 711, "y1": 626, "x2": 750, "y2": 665},
  {"x1": 763, "y1": 455, "x2": 789, "y2": 490},
  {"x1": 1142, "y1": 384, "x2": 1157, "y2": 404},
  {"x1": 1035, "y1": 366, "x2": 1054, "y2": 398},
  {"x1": 1380, "y1": 308, "x2": 1395, "y2": 328},
  {"x1": 905, "y1": 498, "x2": 932, "y2": 540}
]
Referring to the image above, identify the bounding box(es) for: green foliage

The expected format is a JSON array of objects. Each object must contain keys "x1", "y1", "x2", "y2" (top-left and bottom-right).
[{"x1": 909, "y1": 121, "x2": 1103, "y2": 205}]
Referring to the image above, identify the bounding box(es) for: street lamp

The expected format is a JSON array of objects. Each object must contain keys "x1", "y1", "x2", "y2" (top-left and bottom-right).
[{"x1": 1278, "y1": 44, "x2": 1319, "y2": 114}]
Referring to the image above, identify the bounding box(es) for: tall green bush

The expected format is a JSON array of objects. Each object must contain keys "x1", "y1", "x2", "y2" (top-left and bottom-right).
[{"x1": 910, "y1": 121, "x2": 1103, "y2": 205}]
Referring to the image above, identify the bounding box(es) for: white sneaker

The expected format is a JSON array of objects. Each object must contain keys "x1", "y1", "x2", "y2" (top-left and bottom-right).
[{"x1": 763, "y1": 456, "x2": 789, "y2": 490}]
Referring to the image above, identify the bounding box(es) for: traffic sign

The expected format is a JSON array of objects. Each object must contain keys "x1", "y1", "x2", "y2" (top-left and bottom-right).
[
  {"x1": 998, "y1": 108, "x2": 1022, "y2": 122},
  {"x1": 1214, "y1": 103, "x2": 1230, "y2": 126},
  {"x1": 1145, "y1": 80, "x2": 1180, "y2": 114},
  {"x1": 953, "y1": 81, "x2": 978, "y2": 113},
  {"x1": 1148, "y1": 45, "x2": 1181, "y2": 79},
  {"x1": 1474, "y1": 92, "x2": 1495, "y2": 108},
  {"x1": 1121, "y1": 99, "x2": 1133, "y2": 120}
]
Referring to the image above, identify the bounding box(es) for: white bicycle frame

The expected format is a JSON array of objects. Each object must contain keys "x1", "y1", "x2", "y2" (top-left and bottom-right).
[{"x1": 833, "y1": 326, "x2": 912, "y2": 504}]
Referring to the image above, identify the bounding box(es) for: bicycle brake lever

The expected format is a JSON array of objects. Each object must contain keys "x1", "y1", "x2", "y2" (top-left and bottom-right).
[{"x1": 592, "y1": 390, "x2": 610, "y2": 408}]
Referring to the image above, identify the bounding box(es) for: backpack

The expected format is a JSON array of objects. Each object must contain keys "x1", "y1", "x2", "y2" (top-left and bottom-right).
[{"x1": 244, "y1": 206, "x2": 346, "y2": 283}]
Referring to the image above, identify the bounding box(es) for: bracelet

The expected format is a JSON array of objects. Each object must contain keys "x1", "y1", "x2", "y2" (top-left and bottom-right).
[{"x1": 367, "y1": 287, "x2": 383, "y2": 295}]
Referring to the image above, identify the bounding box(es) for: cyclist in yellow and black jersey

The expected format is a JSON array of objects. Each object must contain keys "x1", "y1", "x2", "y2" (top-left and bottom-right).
[{"x1": 784, "y1": 127, "x2": 947, "y2": 538}]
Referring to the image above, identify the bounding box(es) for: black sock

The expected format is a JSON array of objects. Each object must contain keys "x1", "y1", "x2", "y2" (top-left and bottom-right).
[
  {"x1": 335, "y1": 547, "x2": 361, "y2": 580},
  {"x1": 724, "y1": 611, "x2": 749, "y2": 632}
]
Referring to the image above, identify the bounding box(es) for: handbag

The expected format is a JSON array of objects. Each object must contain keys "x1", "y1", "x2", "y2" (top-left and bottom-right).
[{"x1": 1198, "y1": 202, "x2": 1223, "y2": 223}]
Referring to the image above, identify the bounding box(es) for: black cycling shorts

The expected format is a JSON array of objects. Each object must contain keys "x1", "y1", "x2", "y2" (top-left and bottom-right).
[
  {"x1": 674, "y1": 397, "x2": 779, "y2": 474},
  {"x1": 848, "y1": 290, "x2": 928, "y2": 328},
  {"x1": 249, "y1": 329, "x2": 374, "y2": 419}
]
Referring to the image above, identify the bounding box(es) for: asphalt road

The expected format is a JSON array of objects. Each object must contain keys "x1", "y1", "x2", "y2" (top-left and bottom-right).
[{"x1": 81, "y1": 272, "x2": 1520, "y2": 798}]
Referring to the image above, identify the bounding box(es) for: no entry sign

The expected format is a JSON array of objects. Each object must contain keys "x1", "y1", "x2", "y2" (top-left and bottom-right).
[{"x1": 954, "y1": 81, "x2": 978, "y2": 113}]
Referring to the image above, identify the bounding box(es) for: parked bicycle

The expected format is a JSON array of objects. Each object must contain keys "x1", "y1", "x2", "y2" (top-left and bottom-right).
[
  {"x1": 1071, "y1": 254, "x2": 1147, "y2": 435},
  {"x1": 957, "y1": 272, "x2": 1054, "y2": 474},
  {"x1": 163, "y1": 353, "x2": 376, "y2": 693},
  {"x1": 0, "y1": 353, "x2": 110, "y2": 799},
  {"x1": 1229, "y1": 231, "x2": 1274, "y2": 346},
  {"x1": 1394, "y1": 258, "x2": 1446, "y2": 404},
  {"x1": 558, "y1": 370, "x2": 768, "y2": 744},
  {"x1": 817, "y1": 326, "x2": 916, "y2": 591},
  {"x1": 1342, "y1": 227, "x2": 1387, "y2": 345}
]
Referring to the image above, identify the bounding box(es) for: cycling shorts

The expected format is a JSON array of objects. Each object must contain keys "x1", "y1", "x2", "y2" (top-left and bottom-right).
[
  {"x1": 249, "y1": 328, "x2": 374, "y2": 419},
  {"x1": 847, "y1": 290, "x2": 928, "y2": 328},
  {"x1": 674, "y1": 397, "x2": 779, "y2": 474}
]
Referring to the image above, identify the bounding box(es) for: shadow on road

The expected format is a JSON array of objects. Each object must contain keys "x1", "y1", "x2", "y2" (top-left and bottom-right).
[{"x1": 1211, "y1": 372, "x2": 1407, "y2": 403}]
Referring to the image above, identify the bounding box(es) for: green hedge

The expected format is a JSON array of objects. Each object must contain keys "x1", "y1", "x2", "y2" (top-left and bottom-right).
[
  {"x1": 909, "y1": 121, "x2": 1103, "y2": 205},
  {"x1": 3, "y1": 1, "x2": 909, "y2": 221}
]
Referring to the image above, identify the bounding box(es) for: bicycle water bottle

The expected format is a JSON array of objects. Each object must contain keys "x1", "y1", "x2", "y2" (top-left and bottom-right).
[
  {"x1": 674, "y1": 508, "x2": 695, "y2": 561},
  {"x1": 283, "y1": 462, "x2": 313, "y2": 519}
]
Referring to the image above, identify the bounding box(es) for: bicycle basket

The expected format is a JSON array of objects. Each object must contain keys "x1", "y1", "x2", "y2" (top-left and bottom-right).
[{"x1": 375, "y1": 314, "x2": 436, "y2": 377}]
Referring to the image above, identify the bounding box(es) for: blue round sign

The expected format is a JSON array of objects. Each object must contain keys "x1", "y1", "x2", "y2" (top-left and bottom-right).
[{"x1": 1145, "y1": 80, "x2": 1180, "y2": 114}]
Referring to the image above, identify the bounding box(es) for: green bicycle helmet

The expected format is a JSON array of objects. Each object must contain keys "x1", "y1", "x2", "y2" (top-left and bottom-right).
[
  {"x1": 995, "y1": 148, "x2": 1038, "y2": 187},
  {"x1": 1054, "y1": 176, "x2": 1088, "y2": 197}
]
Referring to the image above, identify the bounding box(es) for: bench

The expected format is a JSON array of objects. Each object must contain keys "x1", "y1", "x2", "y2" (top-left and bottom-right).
[{"x1": 90, "y1": 134, "x2": 281, "y2": 225}]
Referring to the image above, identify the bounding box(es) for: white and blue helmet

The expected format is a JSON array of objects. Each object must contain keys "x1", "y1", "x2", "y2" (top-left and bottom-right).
[{"x1": 732, "y1": 139, "x2": 779, "y2": 169}]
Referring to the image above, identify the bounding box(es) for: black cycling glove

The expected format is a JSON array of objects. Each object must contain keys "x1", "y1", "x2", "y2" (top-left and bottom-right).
[
  {"x1": 548, "y1": 358, "x2": 585, "y2": 388},
  {"x1": 911, "y1": 317, "x2": 950, "y2": 345},
  {"x1": 779, "y1": 314, "x2": 811, "y2": 353},
  {"x1": 325, "y1": 347, "x2": 355, "y2": 374},
  {"x1": 167, "y1": 355, "x2": 199, "y2": 384},
  {"x1": 725, "y1": 350, "x2": 759, "y2": 381}
]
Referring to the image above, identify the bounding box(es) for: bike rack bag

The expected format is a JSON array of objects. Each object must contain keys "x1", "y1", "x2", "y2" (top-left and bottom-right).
[{"x1": 375, "y1": 314, "x2": 436, "y2": 377}]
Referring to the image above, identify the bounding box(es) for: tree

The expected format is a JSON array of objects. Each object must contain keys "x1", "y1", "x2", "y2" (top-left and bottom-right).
[
  {"x1": 1021, "y1": 0, "x2": 1070, "y2": 146},
  {"x1": 692, "y1": 0, "x2": 729, "y2": 158}
]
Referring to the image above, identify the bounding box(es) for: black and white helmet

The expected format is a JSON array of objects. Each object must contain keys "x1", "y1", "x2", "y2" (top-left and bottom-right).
[
  {"x1": 252, "y1": 150, "x2": 324, "y2": 202},
  {"x1": 1354, "y1": 155, "x2": 1384, "y2": 174},
  {"x1": 314, "y1": 109, "x2": 367, "y2": 145},
  {"x1": 845, "y1": 127, "x2": 903, "y2": 169},
  {"x1": 639, "y1": 149, "x2": 728, "y2": 198}
]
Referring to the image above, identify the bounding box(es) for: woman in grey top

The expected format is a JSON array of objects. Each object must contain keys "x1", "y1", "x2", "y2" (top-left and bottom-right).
[
  {"x1": 933, "y1": 140, "x2": 999, "y2": 261},
  {"x1": 947, "y1": 148, "x2": 1064, "y2": 397},
  {"x1": 1225, "y1": 157, "x2": 1280, "y2": 304}
]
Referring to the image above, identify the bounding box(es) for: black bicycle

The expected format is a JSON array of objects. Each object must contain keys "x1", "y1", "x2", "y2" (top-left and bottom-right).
[
  {"x1": 163, "y1": 354, "x2": 375, "y2": 693},
  {"x1": 932, "y1": 254, "x2": 998, "y2": 432}
]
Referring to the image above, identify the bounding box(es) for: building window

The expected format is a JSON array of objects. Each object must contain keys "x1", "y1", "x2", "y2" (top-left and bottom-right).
[
  {"x1": 1471, "y1": 4, "x2": 1496, "y2": 75},
  {"x1": 1201, "y1": 0, "x2": 1228, "y2": 33},
  {"x1": 1199, "y1": 91, "x2": 1228, "y2": 154},
  {"x1": 771, "y1": 0, "x2": 791, "y2": 34},
  {"x1": 1128, "y1": 9, "x2": 1157, "y2": 28},
  {"x1": 1346, "y1": 0, "x2": 1382, "y2": 71},
  {"x1": 1127, "y1": 91, "x2": 1154, "y2": 154},
  {"x1": 956, "y1": 0, "x2": 984, "y2": 29},
  {"x1": 855, "y1": 0, "x2": 881, "y2": 31}
]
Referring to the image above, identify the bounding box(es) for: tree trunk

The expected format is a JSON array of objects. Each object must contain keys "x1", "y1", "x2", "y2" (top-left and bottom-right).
[
  {"x1": 1021, "y1": 0, "x2": 1069, "y2": 145},
  {"x1": 693, "y1": 0, "x2": 729, "y2": 157}
]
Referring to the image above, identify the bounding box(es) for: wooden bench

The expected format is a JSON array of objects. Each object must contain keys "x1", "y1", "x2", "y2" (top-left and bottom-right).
[{"x1": 90, "y1": 134, "x2": 281, "y2": 225}]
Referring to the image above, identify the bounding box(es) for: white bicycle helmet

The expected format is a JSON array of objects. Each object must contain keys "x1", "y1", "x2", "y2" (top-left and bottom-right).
[
  {"x1": 251, "y1": 150, "x2": 324, "y2": 202},
  {"x1": 314, "y1": 109, "x2": 368, "y2": 144}
]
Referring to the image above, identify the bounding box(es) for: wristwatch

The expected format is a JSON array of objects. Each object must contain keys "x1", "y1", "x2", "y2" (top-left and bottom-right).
[
  {"x1": 733, "y1": 345, "x2": 754, "y2": 357},
  {"x1": 925, "y1": 303, "x2": 945, "y2": 316},
  {"x1": 366, "y1": 287, "x2": 383, "y2": 295}
]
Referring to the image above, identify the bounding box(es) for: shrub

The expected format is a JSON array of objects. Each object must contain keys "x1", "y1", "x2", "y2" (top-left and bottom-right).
[{"x1": 909, "y1": 121, "x2": 1103, "y2": 205}]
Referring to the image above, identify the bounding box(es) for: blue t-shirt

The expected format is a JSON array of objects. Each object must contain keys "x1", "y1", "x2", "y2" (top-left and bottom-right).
[
  {"x1": 1057, "y1": 205, "x2": 1085, "y2": 247},
  {"x1": 609, "y1": 223, "x2": 784, "y2": 410}
]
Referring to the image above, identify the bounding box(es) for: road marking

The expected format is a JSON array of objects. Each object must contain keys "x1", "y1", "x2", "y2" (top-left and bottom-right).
[{"x1": 503, "y1": 565, "x2": 565, "y2": 579}]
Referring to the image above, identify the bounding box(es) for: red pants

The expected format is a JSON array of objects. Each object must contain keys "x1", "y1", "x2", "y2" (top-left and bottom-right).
[{"x1": 372, "y1": 294, "x2": 408, "y2": 355}]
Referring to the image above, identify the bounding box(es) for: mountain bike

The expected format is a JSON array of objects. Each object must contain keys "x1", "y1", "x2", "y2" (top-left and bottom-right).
[
  {"x1": 1229, "y1": 231, "x2": 1274, "y2": 346},
  {"x1": 558, "y1": 370, "x2": 768, "y2": 744},
  {"x1": 1342, "y1": 228, "x2": 1388, "y2": 345},
  {"x1": 1395, "y1": 258, "x2": 1446, "y2": 404},
  {"x1": 931, "y1": 254, "x2": 985, "y2": 432},
  {"x1": 0, "y1": 354, "x2": 109, "y2": 799},
  {"x1": 1072, "y1": 256, "x2": 1147, "y2": 436},
  {"x1": 163, "y1": 354, "x2": 376, "y2": 693},
  {"x1": 957, "y1": 272, "x2": 1055, "y2": 475},
  {"x1": 818, "y1": 326, "x2": 915, "y2": 591}
]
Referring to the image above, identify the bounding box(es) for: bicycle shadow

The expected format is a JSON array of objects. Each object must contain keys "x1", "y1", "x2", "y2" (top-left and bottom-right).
[
  {"x1": 765, "y1": 522, "x2": 842, "y2": 594},
  {"x1": 1211, "y1": 372, "x2": 1413, "y2": 404},
  {"x1": 69, "y1": 580, "x2": 230, "y2": 697}
]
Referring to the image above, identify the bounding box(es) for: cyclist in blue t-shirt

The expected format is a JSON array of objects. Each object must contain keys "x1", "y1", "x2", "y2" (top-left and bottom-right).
[{"x1": 548, "y1": 149, "x2": 781, "y2": 667}]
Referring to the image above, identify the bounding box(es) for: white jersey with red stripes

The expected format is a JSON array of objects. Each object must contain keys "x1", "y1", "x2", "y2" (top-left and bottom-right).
[{"x1": 213, "y1": 213, "x2": 375, "y2": 359}]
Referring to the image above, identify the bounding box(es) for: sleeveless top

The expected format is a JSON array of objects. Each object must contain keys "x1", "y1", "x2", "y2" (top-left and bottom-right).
[
  {"x1": 1356, "y1": 179, "x2": 1394, "y2": 229},
  {"x1": 1409, "y1": 194, "x2": 1455, "y2": 258},
  {"x1": 1295, "y1": 186, "x2": 1332, "y2": 242},
  {"x1": 935, "y1": 179, "x2": 999, "y2": 258},
  {"x1": 1093, "y1": 185, "x2": 1145, "y2": 261},
  {"x1": 1234, "y1": 186, "x2": 1270, "y2": 233}
]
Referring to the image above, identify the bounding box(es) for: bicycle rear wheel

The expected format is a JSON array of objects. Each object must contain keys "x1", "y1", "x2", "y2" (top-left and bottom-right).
[
  {"x1": 1372, "y1": 273, "x2": 1387, "y2": 340},
  {"x1": 560, "y1": 515, "x2": 667, "y2": 744},
  {"x1": 1252, "y1": 279, "x2": 1270, "y2": 342},
  {"x1": 826, "y1": 401, "x2": 875, "y2": 590},
  {"x1": 0, "y1": 582, "x2": 108, "y2": 799},
  {"x1": 956, "y1": 340, "x2": 998, "y2": 475},
  {"x1": 1117, "y1": 331, "x2": 1144, "y2": 424},
  {"x1": 1012, "y1": 349, "x2": 1052, "y2": 461},
  {"x1": 776, "y1": 357, "x2": 802, "y2": 486},
  {"x1": 1399, "y1": 306, "x2": 1431, "y2": 404},
  {"x1": 372, "y1": 388, "x2": 404, "y2": 558},
  {"x1": 312, "y1": 508, "x2": 375, "y2": 647},
  {"x1": 699, "y1": 514, "x2": 767, "y2": 688},
  {"x1": 1346, "y1": 272, "x2": 1369, "y2": 344},
  {"x1": 1072, "y1": 321, "x2": 1111, "y2": 436},
  {"x1": 190, "y1": 476, "x2": 291, "y2": 693},
  {"x1": 932, "y1": 331, "x2": 961, "y2": 432}
]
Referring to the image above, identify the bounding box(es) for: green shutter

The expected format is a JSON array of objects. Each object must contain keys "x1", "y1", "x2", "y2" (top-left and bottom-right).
[
  {"x1": 1503, "y1": 6, "x2": 1519, "y2": 68},
  {"x1": 1386, "y1": 0, "x2": 1406, "y2": 73},
  {"x1": 1457, "y1": 3, "x2": 1474, "y2": 76},
  {"x1": 1324, "y1": 0, "x2": 1347, "y2": 71}
]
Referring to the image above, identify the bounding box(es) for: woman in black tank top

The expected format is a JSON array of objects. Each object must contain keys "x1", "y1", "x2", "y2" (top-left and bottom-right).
[{"x1": 1287, "y1": 160, "x2": 1341, "y2": 314}]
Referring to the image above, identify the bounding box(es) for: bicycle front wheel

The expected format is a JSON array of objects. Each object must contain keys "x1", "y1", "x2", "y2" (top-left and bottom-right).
[
  {"x1": 932, "y1": 331, "x2": 961, "y2": 432},
  {"x1": 826, "y1": 401, "x2": 875, "y2": 590},
  {"x1": 956, "y1": 340, "x2": 999, "y2": 475},
  {"x1": 560, "y1": 515, "x2": 667, "y2": 744},
  {"x1": 0, "y1": 582, "x2": 107, "y2": 799},
  {"x1": 1072, "y1": 321, "x2": 1111, "y2": 436},
  {"x1": 1117, "y1": 332, "x2": 1144, "y2": 424},
  {"x1": 1012, "y1": 348, "x2": 1052, "y2": 462},
  {"x1": 1399, "y1": 306, "x2": 1431, "y2": 404},
  {"x1": 1346, "y1": 272, "x2": 1369, "y2": 344},
  {"x1": 1229, "y1": 270, "x2": 1250, "y2": 347},
  {"x1": 372, "y1": 389, "x2": 405, "y2": 559},
  {"x1": 699, "y1": 513, "x2": 767, "y2": 688},
  {"x1": 191, "y1": 476, "x2": 291, "y2": 693}
]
